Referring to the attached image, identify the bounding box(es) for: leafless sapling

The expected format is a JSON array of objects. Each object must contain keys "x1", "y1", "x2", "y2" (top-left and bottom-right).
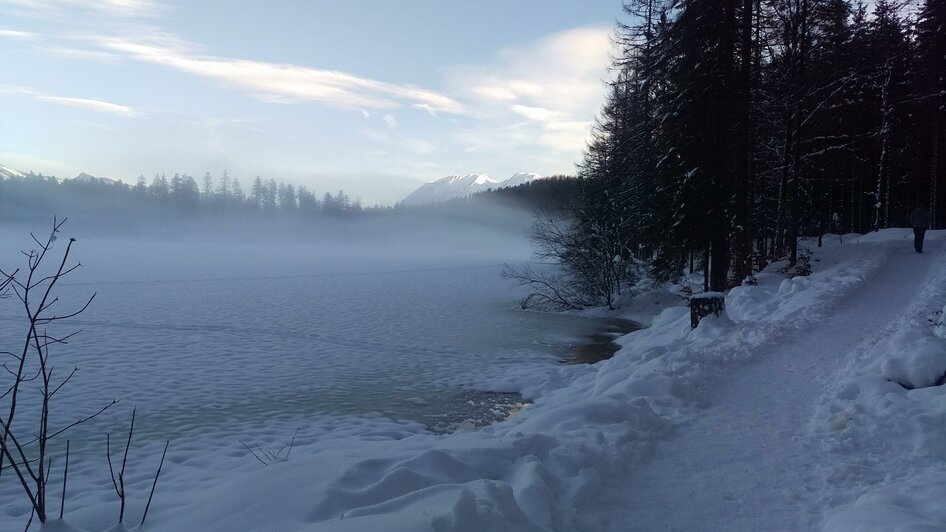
[{"x1": 0, "y1": 218, "x2": 113, "y2": 525}]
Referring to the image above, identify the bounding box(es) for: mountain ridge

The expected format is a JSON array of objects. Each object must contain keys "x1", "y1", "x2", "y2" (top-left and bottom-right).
[{"x1": 401, "y1": 172, "x2": 547, "y2": 206}]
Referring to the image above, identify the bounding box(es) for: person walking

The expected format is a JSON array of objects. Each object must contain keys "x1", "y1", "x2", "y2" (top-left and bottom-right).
[{"x1": 909, "y1": 205, "x2": 931, "y2": 253}]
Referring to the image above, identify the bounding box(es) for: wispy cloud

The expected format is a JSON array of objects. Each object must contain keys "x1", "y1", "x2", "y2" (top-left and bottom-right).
[
  {"x1": 1, "y1": 85, "x2": 141, "y2": 117},
  {"x1": 0, "y1": 27, "x2": 123, "y2": 62},
  {"x1": 0, "y1": 0, "x2": 165, "y2": 18},
  {"x1": 0, "y1": 28, "x2": 35, "y2": 38},
  {"x1": 91, "y1": 35, "x2": 465, "y2": 114},
  {"x1": 447, "y1": 26, "x2": 612, "y2": 155},
  {"x1": 0, "y1": 0, "x2": 461, "y2": 114},
  {"x1": 511, "y1": 104, "x2": 562, "y2": 122},
  {"x1": 37, "y1": 42, "x2": 123, "y2": 62},
  {"x1": 38, "y1": 95, "x2": 141, "y2": 117}
]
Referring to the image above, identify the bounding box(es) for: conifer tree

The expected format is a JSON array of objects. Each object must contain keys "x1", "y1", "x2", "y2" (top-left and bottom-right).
[
  {"x1": 251, "y1": 176, "x2": 265, "y2": 210},
  {"x1": 202, "y1": 171, "x2": 214, "y2": 199},
  {"x1": 651, "y1": 0, "x2": 740, "y2": 290},
  {"x1": 216, "y1": 170, "x2": 231, "y2": 202},
  {"x1": 231, "y1": 178, "x2": 246, "y2": 204},
  {"x1": 149, "y1": 173, "x2": 169, "y2": 202}
]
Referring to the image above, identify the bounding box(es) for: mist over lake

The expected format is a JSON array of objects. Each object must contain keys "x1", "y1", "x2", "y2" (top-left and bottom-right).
[{"x1": 0, "y1": 213, "x2": 614, "y2": 448}]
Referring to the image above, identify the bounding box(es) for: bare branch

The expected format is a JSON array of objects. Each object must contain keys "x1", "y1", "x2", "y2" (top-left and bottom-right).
[
  {"x1": 48, "y1": 368, "x2": 79, "y2": 399},
  {"x1": 116, "y1": 408, "x2": 136, "y2": 523},
  {"x1": 107, "y1": 434, "x2": 119, "y2": 495},
  {"x1": 45, "y1": 399, "x2": 118, "y2": 443},
  {"x1": 35, "y1": 293, "x2": 96, "y2": 324},
  {"x1": 239, "y1": 440, "x2": 268, "y2": 465},
  {"x1": 59, "y1": 440, "x2": 69, "y2": 520},
  {"x1": 140, "y1": 440, "x2": 170, "y2": 527}
]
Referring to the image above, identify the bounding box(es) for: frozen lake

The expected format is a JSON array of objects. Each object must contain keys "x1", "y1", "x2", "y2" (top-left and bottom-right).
[{"x1": 0, "y1": 219, "x2": 623, "y2": 455}]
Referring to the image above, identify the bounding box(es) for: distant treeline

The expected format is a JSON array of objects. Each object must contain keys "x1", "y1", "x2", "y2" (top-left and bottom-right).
[
  {"x1": 0, "y1": 171, "x2": 579, "y2": 230},
  {"x1": 1, "y1": 172, "x2": 369, "y2": 218}
]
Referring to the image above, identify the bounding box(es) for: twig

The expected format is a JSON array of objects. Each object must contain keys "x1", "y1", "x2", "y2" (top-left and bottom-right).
[
  {"x1": 59, "y1": 440, "x2": 69, "y2": 520},
  {"x1": 239, "y1": 429, "x2": 299, "y2": 465},
  {"x1": 106, "y1": 410, "x2": 136, "y2": 524},
  {"x1": 0, "y1": 456, "x2": 39, "y2": 473},
  {"x1": 107, "y1": 434, "x2": 119, "y2": 496},
  {"x1": 279, "y1": 429, "x2": 299, "y2": 460},
  {"x1": 119, "y1": 409, "x2": 135, "y2": 522},
  {"x1": 239, "y1": 440, "x2": 268, "y2": 465},
  {"x1": 140, "y1": 440, "x2": 170, "y2": 527},
  {"x1": 40, "y1": 399, "x2": 119, "y2": 444}
]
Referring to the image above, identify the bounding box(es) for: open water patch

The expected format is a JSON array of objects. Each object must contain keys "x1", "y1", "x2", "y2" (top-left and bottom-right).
[
  {"x1": 565, "y1": 318, "x2": 640, "y2": 365},
  {"x1": 416, "y1": 390, "x2": 528, "y2": 434}
]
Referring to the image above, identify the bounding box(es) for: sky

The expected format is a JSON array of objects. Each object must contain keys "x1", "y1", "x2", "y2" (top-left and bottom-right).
[{"x1": 0, "y1": 0, "x2": 624, "y2": 204}]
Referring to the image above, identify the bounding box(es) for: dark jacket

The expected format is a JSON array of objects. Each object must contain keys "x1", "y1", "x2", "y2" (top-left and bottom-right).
[{"x1": 910, "y1": 208, "x2": 931, "y2": 229}]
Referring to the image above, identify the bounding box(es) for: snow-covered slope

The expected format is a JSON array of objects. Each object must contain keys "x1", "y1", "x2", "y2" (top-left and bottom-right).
[
  {"x1": 0, "y1": 166, "x2": 116, "y2": 183},
  {"x1": 0, "y1": 163, "x2": 25, "y2": 179},
  {"x1": 401, "y1": 172, "x2": 547, "y2": 206},
  {"x1": 401, "y1": 173, "x2": 499, "y2": 206},
  {"x1": 502, "y1": 172, "x2": 544, "y2": 189},
  {"x1": 71, "y1": 172, "x2": 117, "y2": 185}
]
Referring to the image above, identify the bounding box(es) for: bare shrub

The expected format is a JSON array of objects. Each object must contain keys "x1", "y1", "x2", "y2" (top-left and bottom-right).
[
  {"x1": 1, "y1": 219, "x2": 169, "y2": 529},
  {"x1": 0, "y1": 218, "x2": 106, "y2": 524},
  {"x1": 504, "y1": 213, "x2": 638, "y2": 310}
]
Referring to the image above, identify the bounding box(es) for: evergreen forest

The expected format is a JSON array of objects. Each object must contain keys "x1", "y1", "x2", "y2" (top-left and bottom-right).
[{"x1": 570, "y1": 0, "x2": 945, "y2": 295}]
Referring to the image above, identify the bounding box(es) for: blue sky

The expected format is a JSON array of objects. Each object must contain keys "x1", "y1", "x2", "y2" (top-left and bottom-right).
[{"x1": 0, "y1": 0, "x2": 623, "y2": 204}]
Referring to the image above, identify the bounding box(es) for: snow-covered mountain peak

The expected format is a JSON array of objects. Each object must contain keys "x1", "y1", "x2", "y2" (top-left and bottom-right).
[
  {"x1": 503, "y1": 172, "x2": 544, "y2": 188},
  {"x1": 71, "y1": 172, "x2": 117, "y2": 184},
  {"x1": 0, "y1": 164, "x2": 25, "y2": 179},
  {"x1": 401, "y1": 172, "x2": 547, "y2": 206},
  {"x1": 438, "y1": 173, "x2": 497, "y2": 186}
]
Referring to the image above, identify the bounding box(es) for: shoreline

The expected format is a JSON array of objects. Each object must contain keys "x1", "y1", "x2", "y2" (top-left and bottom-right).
[{"x1": 565, "y1": 317, "x2": 640, "y2": 364}]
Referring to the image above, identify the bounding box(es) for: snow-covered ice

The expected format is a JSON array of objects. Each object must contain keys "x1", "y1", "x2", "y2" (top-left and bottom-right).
[{"x1": 2, "y1": 226, "x2": 945, "y2": 531}]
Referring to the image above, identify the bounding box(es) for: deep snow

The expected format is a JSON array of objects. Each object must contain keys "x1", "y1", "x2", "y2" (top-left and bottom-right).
[{"x1": 2, "y1": 228, "x2": 945, "y2": 531}]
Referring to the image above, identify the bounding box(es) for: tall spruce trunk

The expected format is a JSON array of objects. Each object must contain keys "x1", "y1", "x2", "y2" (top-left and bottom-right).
[
  {"x1": 730, "y1": 0, "x2": 755, "y2": 283},
  {"x1": 709, "y1": 0, "x2": 737, "y2": 291}
]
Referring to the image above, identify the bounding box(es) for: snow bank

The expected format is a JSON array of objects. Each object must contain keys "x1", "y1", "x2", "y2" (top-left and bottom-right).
[
  {"x1": 812, "y1": 232, "x2": 946, "y2": 531},
  {"x1": 823, "y1": 471, "x2": 946, "y2": 532}
]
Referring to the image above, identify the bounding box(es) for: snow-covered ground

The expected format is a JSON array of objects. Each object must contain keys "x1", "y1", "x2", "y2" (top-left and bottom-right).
[{"x1": 2, "y1": 227, "x2": 945, "y2": 531}]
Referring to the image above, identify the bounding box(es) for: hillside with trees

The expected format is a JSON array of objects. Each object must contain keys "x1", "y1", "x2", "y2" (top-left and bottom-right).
[{"x1": 529, "y1": 0, "x2": 945, "y2": 307}]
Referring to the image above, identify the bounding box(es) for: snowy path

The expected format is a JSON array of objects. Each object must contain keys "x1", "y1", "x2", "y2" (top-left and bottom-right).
[{"x1": 579, "y1": 241, "x2": 941, "y2": 532}]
